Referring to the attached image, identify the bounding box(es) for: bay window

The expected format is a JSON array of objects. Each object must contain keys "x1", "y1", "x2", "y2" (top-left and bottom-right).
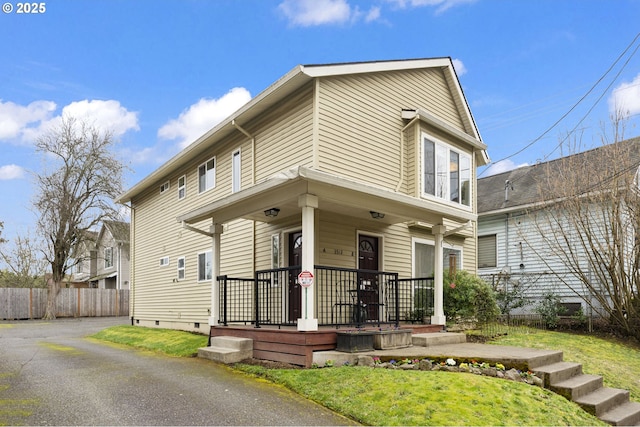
[{"x1": 423, "y1": 134, "x2": 471, "y2": 206}]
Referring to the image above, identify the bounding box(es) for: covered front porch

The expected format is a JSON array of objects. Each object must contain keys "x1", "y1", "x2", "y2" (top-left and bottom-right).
[{"x1": 177, "y1": 167, "x2": 476, "y2": 336}]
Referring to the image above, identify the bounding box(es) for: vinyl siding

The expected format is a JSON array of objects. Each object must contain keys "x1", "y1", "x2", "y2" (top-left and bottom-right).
[
  {"x1": 129, "y1": 82, "x2": 318, "y2": 329},
  {"x1": 316, "y1": 68, "x2": 464, "y2": 191},
  {"x1": 253, "y1": 83, "x2": 315, "y2": 182}
]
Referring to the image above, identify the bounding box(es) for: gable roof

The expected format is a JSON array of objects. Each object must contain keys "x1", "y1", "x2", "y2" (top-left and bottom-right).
[
  {"x1": 478, "y1": 137, "x2": 640, "y2": 215},
  {"x1": 98, "y1": 220, "x2": 130, "y2": 244},
  {"x1": 117, "y1": 57, "x2": 486, "y2": 204}
]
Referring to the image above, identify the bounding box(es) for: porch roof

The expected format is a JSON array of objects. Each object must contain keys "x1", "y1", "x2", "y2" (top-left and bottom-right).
[{"x1": 176, "y1": 166, "x2": 476, "y2": 227}]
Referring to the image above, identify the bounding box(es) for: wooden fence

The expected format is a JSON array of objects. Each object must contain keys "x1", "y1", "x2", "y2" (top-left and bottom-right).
[{"x1": 0, "y1": 288, "x2": 129, "y2": 320}]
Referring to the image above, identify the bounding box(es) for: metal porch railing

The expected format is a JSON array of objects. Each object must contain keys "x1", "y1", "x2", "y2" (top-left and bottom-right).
[{"x1": 217, "y1": 266, "x2": 434, "y2": 328}]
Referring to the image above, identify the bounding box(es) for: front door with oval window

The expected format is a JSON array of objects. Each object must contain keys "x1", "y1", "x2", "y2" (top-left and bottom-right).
[
  {"x1": 358, "y1": 235, "x2": 380, "y2": 322},
  {"x1": 288, "y1": 232, "x2": 302, "y2": 322}
]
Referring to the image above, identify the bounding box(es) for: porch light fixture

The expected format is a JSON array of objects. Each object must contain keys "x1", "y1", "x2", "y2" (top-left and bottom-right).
[
  {"x1": 369, "y1": 211, "x2": 385, "y2": 219},
  {"x1": 264, "y1": 208, "x2": 280, "y2": 218}
]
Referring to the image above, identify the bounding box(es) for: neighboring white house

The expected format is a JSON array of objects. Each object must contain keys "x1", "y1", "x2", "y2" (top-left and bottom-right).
[
  {"x1": 477, "y1": 137, "x2": 640, "y2": 317},
  {"x1": 71, "y1": 221, "x2": 131, "y2": 290},
  {"x1": 89, "y1": 221, "x2": 131, "y2": 290}
]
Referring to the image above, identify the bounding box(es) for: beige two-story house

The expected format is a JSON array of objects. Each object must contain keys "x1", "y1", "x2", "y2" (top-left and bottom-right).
[{"x1": 117, "y1": 58, "x2": 489, "y2": 362}]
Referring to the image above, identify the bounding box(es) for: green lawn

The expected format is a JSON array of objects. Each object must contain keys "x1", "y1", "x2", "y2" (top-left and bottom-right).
[
  {"x1": 488, "y1": 328, "x2": 640, "y2": 402},
  {"x1": 88, "y1": 325, "x2": 638, "y2": 426}
]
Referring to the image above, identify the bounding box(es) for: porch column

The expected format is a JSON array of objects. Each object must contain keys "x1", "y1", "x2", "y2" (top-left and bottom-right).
[
  {"x1": 208, "y1": 223, "x2": 224, "y2": 327},
  {"x1": 431, "y1": 224, "x2": 447, "y2": 325},
  {"x1": 297, "y1": 194, "x2": 318, "y2": 331}
]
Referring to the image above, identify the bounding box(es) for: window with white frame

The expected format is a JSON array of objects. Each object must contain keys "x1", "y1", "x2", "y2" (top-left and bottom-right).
[
  {"x1": 232, "y1": 149, "x2": 241, "y2": 193},
  {"x1": 177, "y1": 257, "x2": 185, "y2": 280},
  {"x1": 422, "y1": 134, "x2": 471, "y2": 206},
  {"x1": 478, "y1": 234, "x2": 497, "y2": 268},
  {"x1": 104, "y1": 247, "x2": 113, "y2": 268},
  {"x1": 197, "y1": 251, "x2": 212, "y2": 281},
  {"x1": 159, "y1": 256, "x2": 169, "y2": 267},
  {"x1": 160, "y1": 181, "x2": 170, "y2": 193},
  {"x1": 198, "y1": 158, "x2": 216, "y2": 193},
  {"x1": 412, "y1": 238, "x2": 462, "y2": 278},
  {"x1": 178, "y1": 175, "x2": 186, "y2": 200}
]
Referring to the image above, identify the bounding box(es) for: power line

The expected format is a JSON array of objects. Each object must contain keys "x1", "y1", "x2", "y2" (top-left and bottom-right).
[{"x1": 479, "y1": 31, "x2": 640, "y2": 178}]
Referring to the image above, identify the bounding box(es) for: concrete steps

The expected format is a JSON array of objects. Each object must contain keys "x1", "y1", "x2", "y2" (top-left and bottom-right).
[
  {"x1": 534, "y1": 360, "x2": 640, "y2": 426},
  {"x1": 198, "y1": 336, "x2": 253, "y2": 364},
  {"x1": 412, "y1": 332, "x2": 466, "y2": 347}
]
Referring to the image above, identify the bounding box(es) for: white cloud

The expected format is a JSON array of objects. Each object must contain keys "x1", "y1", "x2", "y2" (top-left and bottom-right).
[
  {"x1": 58, "y1": 100, "x2": 140, "y2": 137},
  {"x1": 279, "y1": 0, "x2": 351, "y2": 26},
  {"x1": 609, "y1": 73, "x2": 640, "y2": 118},
  {"x1": 0, "y1": 100, "x2": 56, "y2": 140},
  {"x1": 0, "y1": 164, "x2": 26, "y2": 180},
  {"x1": 0, "y1": 99, "x2": 139, "y2": 144},
  {"x1": 451, "y1": 58, "x2": 467, "y2": 76},
  {"x1": 158, "y1": 87, "x2": 252, "y2": 149},
  {"x1": 278, "y1": 0, "x2": 381, "y2": 26},
  {"x1": 482, "y1": 159, "x2": 529, "y2": 176},
  {"x1": 388, "y1": 0, "x2": 477, "y2": 14}
]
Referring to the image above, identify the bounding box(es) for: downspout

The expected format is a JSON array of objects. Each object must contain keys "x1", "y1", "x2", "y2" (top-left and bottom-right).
[
  {"x1": 232, "y1": 119, "x2": 257, "y2": 274},
  {"x1": 120, "y1": 202, "x2": 135, "y2": 325},
  {"x1": 396, "y1": 114, "x2": 420, "y2": 192}
]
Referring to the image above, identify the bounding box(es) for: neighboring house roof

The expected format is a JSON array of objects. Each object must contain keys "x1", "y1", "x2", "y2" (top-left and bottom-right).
[
  {"x1": 478, "y1": 137, "x2": 640, "y2": 215},
  {"x1": 99, "y1": 221, "x2": 130, "y2": 245},
  {"x1": 117, "y1": 57, "x2": 488, "y2": 204}
]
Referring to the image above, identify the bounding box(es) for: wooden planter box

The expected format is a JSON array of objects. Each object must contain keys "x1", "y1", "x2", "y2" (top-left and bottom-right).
[{"x1": 335, "y1": 331, "x2": 374, "y2": 353}]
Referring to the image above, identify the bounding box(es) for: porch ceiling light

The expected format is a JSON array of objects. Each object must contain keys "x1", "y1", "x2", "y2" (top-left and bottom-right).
[
  {"x1": 264, "y1": 208, "x2": 280, "y2": 218},
  {"x1": 369, "y1": 211, "x2": 385, "y2": 219}
]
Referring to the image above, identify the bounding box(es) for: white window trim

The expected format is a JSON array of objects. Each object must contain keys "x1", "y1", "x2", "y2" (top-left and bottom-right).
[
  {"x1": 421, "y1": 132, "x2": 472, "y2": 211},
  {"x1": 411, "y1": 237, "x2": 463, "y2": 278},
  {"x1": 159, "y1": 256, "x2": 170, "y2": 267},
  {"x1": 177, "y1": 175, "x2": 186, "y2": 200},
  {"x1": 160, "y1": 181, "x2": 170, "y2": 193},
  {"x1": 232, "y1": 148, "x2": 241, "y2": 193},
  {"x1": 197, "y1": 250, "x2": 212, "y2": 282},
  {"x1": 177, "y1": 256, "x2": 186, "y2": 281},
  {"x1": 198, "y1": 157, "x2": 216, "y2": 194},
  {"x1": 104, "y1": 247, "x2": 114, "y2": 269},
  {"x1": 478, "y1": 234, "x2": 498, "y2": 269}
]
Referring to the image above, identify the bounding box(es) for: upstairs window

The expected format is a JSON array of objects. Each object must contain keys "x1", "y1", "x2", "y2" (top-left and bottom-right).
[
  {"x1": 178, "y1": 175, "x2": 186, "y2": 200},
  {"x1": 232, "y1": 149, "x2": 241, "y2": 193},
  {"x1": 104, "y1": 247, "x2": 113, "y2": 269},
  {"x1": 160, "y1": 181, "x2": 170, "y2": 193},
  {"x1": 198, "y1": 158, "x2": 216, "y2": 193},
  {"x1": 423, "y1": 135, "x2": 471, "y2": 206}
]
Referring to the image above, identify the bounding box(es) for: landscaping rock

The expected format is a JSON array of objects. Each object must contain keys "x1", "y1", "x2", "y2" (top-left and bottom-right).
[
  {"x1": 418, "y1": 360, "x2": 433, "y2": 371},
  {"x1": 357, "y1": 356, "x2": 374, "y2": 367},
  {"x1": 504, "y1": 369, "x2": 522, "y2": 382}
]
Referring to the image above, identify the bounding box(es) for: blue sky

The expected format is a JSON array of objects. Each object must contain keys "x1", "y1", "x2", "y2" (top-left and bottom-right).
[{"x1": 1, "y1": 0, "x2": 640, "y2": 251}]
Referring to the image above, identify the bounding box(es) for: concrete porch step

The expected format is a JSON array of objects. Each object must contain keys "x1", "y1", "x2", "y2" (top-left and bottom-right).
[
  {"x1": 198, "y1": 336, "x2": 253, "y2": 364},
  {"x1": 600, "y1": 401, "x2": 640, "y2": 426},
  {"x1": 534, "y1": 361, "x2": 583, "y2": 387},
  {"x1": 574, "y1": 387, "x2": 630, "y2": 417},
  {"x1": 550, "y1": 373, "x2": 603, "y2": 400},
  {"x1": 412, "y1": 332, "x2": 466, "y2": 347}
]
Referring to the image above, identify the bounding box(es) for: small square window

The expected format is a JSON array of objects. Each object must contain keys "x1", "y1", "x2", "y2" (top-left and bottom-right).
[
  {"x1": 160, "y1": 181, "x2": 170, "y2": 193},
  {"x1": 159, "y1": 257, "x2": 170, "y2": 267}
]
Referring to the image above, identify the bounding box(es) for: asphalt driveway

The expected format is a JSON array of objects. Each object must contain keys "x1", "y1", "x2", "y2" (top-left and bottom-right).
[{"x1": 0, "y1": 317, "x2": 355, "y2": 426}]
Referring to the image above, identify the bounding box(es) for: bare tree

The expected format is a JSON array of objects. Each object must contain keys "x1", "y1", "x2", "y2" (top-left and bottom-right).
[
  {"x1": 33, "y1": 117, "x2": 125, "y2": 319},
  {"x1": 525, "y1": 117, "x2": 640, "y2": 338},
  {"x1": 0, "y1": 230, "x2": 48, "y2": 288}
]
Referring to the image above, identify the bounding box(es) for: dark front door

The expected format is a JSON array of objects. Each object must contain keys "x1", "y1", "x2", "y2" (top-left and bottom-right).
[
  {"x1": 288, "y1": 232, "x2": 302, "y2": 321},
  {"x1": 357, "y1": 235, "x2": 380, "y2": 322}
]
